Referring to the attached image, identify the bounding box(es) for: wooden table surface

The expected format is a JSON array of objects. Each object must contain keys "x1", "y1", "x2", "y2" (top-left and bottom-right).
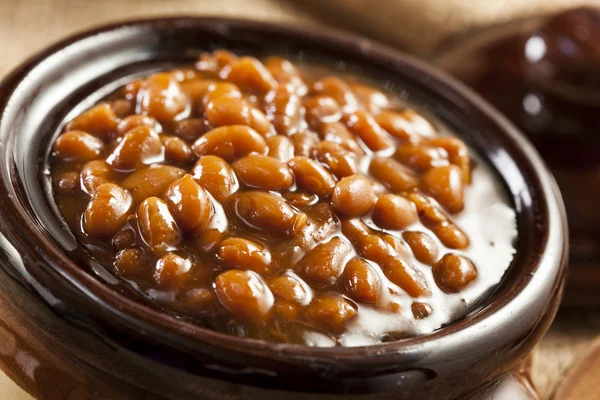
[{"x1": 0, "y1": 1, "x2": 598, "y2": 398}]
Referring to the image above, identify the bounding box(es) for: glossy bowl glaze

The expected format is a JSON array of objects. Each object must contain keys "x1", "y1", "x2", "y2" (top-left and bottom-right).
[{"x1": 0, "y1": 18, "x2": 567, "y2": 399}]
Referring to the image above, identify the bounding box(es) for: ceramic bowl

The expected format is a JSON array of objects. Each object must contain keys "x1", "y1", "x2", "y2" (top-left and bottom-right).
[{"x1": 0, "y1": 17, "x2": 567, "y2": 399}]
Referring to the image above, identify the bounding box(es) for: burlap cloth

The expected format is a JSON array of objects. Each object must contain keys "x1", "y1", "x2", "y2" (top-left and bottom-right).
[{"x1": 1, "y1": 1, "x2": 599, "y2": 398}]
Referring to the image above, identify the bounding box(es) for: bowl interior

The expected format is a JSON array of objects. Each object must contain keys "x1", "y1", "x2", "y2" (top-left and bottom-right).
[{"x1": 39, "y1": 30, "x2": 521, "y2": 316}]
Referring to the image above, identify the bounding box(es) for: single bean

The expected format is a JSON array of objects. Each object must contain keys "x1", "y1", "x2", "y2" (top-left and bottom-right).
[
  {"x1": 232, "y1": 154, "x2": 294, "y2": 191},
  {"x1": 395, "y1": 143, "x2": 448, "y2": 170},
  {"x1": 273, "y1": 301, "x2": 301, "y2": 321},
  {"x1": 180, "y1": 79, "x2": 215, "y2": 111},
  {"x1": 433, "y1": 254, "x2": 477, "y2": 293},
  {"x1": 411, "y1": 302, "x2": 433, "y2": 319},
  {"x1": 219, "y1": 237, "x2": 272, "y2": 275},
  {"x1": 117, "y1": 115, "x2": 160, "y2": 137},
  {"x1": 376, "y1": 109, "x2": 436, "y2": 142},
  {"x1": 191, "y1": 228, "x2": 225, "y2": 253},
  {"x1": 204, "y1": 88, "x2": 273, "y2": 136},
  {"x1": 192, "y1": 155, "x2": 239, "y2": 202},
  {"x1": 348, "y1": 82, "x2": 389, "y2": 113},
  {"x1": 288, "y1": 156, "x2": 336, "y2": 198},
  {"x1": 196, "y1": 50, "x2": 239, "y2": 75},
  {"x1": 305, "y1": 294, "x2": 357, "y2": 334},
  {"x1": 402, "y1": 231, "x2": 439, "y2": 265},
  {"x1": 114, "y1": 248, "x2": 145, "y2": 278},
  {"x1": 264, "y1": 85, "x2": 303, "y2": 135},
  {"x1": 204, "y1": 95, "x2": 250, "y2": 127},
  {"x1": 433, "y1": 222, "x2": 470, "y2": 249},
  {"x1": 215, "y1": 270, "x2": 274, "y2": 322},
  {"x1": 165, "y1": 175, "x2": 214, "y2": 233},
  {"x1": 375, "y1": 110, "x2": 420, "y2": 143},
  {"x1": 372, "y1": 194, "x2": 418, "y2": 230},
  {"x1": 108, "y1": 99, "x2": 134, "y2": 119},
  {"x1": 268, "y1": 274, "x2": 311, "y2": 305},
  {"x1": 80, "y1": 160, "x2": 117, "y2": 194},
  {"x1": 299, "y1": 236, "x2": 351, "y2": 288},
  {"x1": 315, "y1": 141, "x2": 359, "y2": 179},
  {"x1": 381, "y1": 256, "x2": 430, "y2": 298},
  {"x1": 137, "y1": 197, "x2": 182, "y2": 254},
  {"x1": 112, "y1": 227, "x2": 136, "y2": 251},
  {"x1": 202, "y1": 82, "x2": 243, "y2": 107},
  {"x1": 84, "y1": 183, "x2": 133, "y2": 237},
  {"x1": 283, "y1": 192, "x2": 319, "y2": 209},
  {"x1": 174, "y1": 288, "x2": 218, "y2": 316},
  {"x1": 422, "y1": 164, "x2": 464, "y2": 213},
  {"x1": 54, "y1": 171, "x2": 79, "y2": 195},
  {"x1": 266, "y1": 135, "x2": 295, "y2": 162},
  {"x1": 53, "y1": 131, "x2": 104, "y2": 162},
  {"x1": 162, "y1": 135, "x2": 193, "y2": 165},
  {"x1": 425, "y1": 137, "x2": 471, "y2": 183},
  {"x1": 304, "y1": 95, "x2": 341, "y2": 127},
  {"x1": 339, "y1": 218, "x2": 371, "y2": 243},
  {"x1": 291, "y1": 131, "x2": 320, "y2": 158},
  {"x1": 122, "y1": 80, "x2": 143, "y2": 101},
  {"x1": 369, "y1": 157, "x2": 419, "y2": 192},
  {"x1": 395, "y1": 108, "x2": 437, "y2": 138},
  {"x1": 121, "y1": 165, "x2": 185, "y2": 204},
  {"x1": 228, "y1": 191, "x2": 307, "y2": 235},
  {"x1": 332, "y1": 175, "x2": 376, "y2": 217},
  {"x1": 383, "y1": 301, "x2": 402, "y2": 313},
  {"x1": 192, "y1": 125, "x2": 267, "y2": 162},
  {"x1": 106, "y1": 126, "x2": 164, "y2": 172},
  {"x1": 312, "y1": 76, "x2": 358, "y2": 112},
  {"x1": 174, "y1": 118, "x2": 210, "y2": 142},
  {"x1": 154, "y1": 253, "x2": 192, "y2": 290},
  {"x1": 248, "y1": 107, "x2": 275, "y2": 137},
  {"x1": 318, "y1": 121, "x2": 364, "y2": 155},
  {"x1": 263, "y1": 56, "x2": 307, "y2": 93},
  {"x1": 226, "y1": 56, "x2": 278, "y2": 93},
  {"x1": 339, "y1": 258, "x2": 381, "y2": 304},
  {"x1": 344, "y1": 110, "x2": 393, "y2": 152},
  {"x1": 406, "y1": 193, "x2": 446, "y2": 224},
  {"x1": 64, "y1": 103, "x2": 118, "y2": 140},
  {"x1": 138, "y1": 73, "x2": 189, "y2": 122}
]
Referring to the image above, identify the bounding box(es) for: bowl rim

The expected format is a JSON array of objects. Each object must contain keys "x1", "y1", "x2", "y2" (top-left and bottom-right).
[{"x1": 0, "y1": 16, "x2": 567, "y2": 367}]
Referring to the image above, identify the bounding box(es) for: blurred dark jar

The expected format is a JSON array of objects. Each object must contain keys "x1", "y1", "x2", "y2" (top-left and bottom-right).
[{"x1": 432, "y1": 7, "x2": 600, "y2": 305}]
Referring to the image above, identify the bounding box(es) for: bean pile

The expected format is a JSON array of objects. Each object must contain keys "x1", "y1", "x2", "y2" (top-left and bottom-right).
[{"x1": 50, "y1": 51, "x2": 480, "y2": 345}]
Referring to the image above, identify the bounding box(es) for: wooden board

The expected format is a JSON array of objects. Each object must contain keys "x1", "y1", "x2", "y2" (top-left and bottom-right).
[{"x1": 553, "y1": 336, "x2": 600, "y2": 399}]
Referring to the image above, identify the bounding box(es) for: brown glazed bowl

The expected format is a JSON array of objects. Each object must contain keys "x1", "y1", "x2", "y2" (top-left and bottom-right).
[{"x1": 0, "y1": 18, "x2": 567, "y2": 399}]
